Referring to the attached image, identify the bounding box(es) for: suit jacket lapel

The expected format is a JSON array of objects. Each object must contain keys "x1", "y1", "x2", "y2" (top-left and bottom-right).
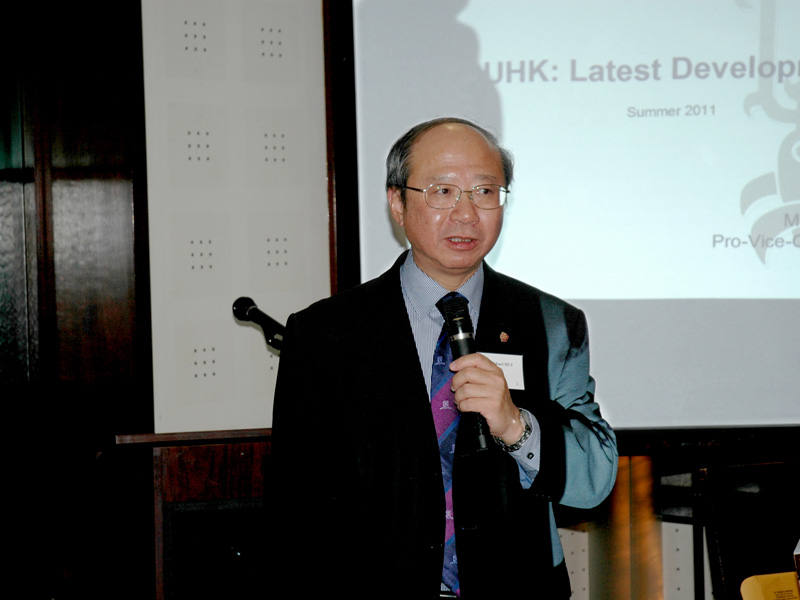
[{"x1": 476, "y1": 263, "x2": 551, "y2": 405}]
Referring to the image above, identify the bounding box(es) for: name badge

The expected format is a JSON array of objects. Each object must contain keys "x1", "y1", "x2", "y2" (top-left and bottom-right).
[{"x1": 482, "y1": 353, "x2": 525, "y2": 390}]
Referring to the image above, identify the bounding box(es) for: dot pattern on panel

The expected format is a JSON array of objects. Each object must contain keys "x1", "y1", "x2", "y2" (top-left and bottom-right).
[
  {"x1": 183, "y1": 20, "x2": 208, "y2": 53},
  {"x1": 674, "y1": 528, "x2": 683, "y2": 594},
  {"x1": 189, "y1": 239, "x2": 215, "y2": 271},
  {"x1": 265, "y1": 237, "x2": 289, "y2": 268},
  {"x1": 193, "y1": 347, "x2": 217, "y2": 378},
  {"x1": 186, "y1": 131, "x2": 212, "y2": 162},
  {"x1": 259, "y1": 26, "x2": 283, "y2": 58},
  {"x1": 663, "y1": 523, "x2": 695, "y2": 600},
  {"x1": 559, "y1": 529, "x2": 589, "y2": 599},
  {"x1": 263, "y1": 132, "x2": 287, "y2": 164}
]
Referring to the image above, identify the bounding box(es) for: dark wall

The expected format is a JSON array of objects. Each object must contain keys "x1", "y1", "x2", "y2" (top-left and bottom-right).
[
  {"x1": 3, "y1": 3, "x2": 154, "y2": 597},
  {"x1": 2, "y1": 2, "x2": 152, "y2": 423}
]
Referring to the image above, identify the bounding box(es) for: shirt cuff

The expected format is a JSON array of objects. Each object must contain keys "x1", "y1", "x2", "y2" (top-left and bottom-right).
[{"x1": 510, "y1": 408, "x2": 542, "y2": 488}]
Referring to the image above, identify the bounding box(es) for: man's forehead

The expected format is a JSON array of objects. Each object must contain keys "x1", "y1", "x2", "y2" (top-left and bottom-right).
[
  {"x1": 415, "y1": 122, "x2": 489, "y2": 147},
  {"x1": 409, "y1": 123, "x2": 502, "y2": 172}
]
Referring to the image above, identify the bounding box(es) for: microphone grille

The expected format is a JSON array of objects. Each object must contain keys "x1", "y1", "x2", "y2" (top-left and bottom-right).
[
  {"x1": 232, "y1": 296, "x2": 256, "y2": 321},
  {"x1": 439, "y1": 294, "x2": 473, "y2": 334}
]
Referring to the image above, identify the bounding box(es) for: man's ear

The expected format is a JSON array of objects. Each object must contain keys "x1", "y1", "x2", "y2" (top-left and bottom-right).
[{"x1": 388, "y1": 187, "x2": 405, "y2": 227}]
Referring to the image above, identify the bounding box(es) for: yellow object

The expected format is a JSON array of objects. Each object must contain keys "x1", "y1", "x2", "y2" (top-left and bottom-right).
[{"x1": 741, "y1": 572, "x2": 800, "y2": 600}]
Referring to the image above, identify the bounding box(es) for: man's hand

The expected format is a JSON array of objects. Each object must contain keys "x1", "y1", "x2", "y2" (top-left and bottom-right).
[{"x1": 449, "y1": 353, "x2": 525, "y2": 444}]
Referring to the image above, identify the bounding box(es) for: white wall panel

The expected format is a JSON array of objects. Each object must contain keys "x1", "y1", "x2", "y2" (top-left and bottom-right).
[{"x1": 142, "y1": 0, "x2": 329, "y2": 433}]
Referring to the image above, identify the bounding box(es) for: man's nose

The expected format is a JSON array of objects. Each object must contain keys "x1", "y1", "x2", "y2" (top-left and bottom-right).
[{"x1": 450, "y1": 190, "x2": 479, "y2": 223}]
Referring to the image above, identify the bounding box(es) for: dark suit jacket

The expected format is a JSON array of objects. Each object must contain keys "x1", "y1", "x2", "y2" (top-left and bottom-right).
[{"x1": 270, "y1": 252, "x2": 617, "y2": 599}]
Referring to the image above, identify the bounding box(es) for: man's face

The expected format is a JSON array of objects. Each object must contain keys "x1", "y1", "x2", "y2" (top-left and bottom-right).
[{"x1": 388, "y1": 123, "x2": 505, "y2": 290}]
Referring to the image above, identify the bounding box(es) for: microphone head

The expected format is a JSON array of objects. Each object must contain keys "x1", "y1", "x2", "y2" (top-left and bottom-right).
[
  {"x1": 232, "y1": 296, "x2": 256, "y2": 322},
  {"x1": 440, "y1": 294, "x2": 473, "y2": 336}
]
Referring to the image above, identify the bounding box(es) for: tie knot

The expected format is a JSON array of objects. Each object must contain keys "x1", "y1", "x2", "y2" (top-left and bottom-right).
[{"x1": 436, "y1": 292, "x2": 467, "y2": 318}]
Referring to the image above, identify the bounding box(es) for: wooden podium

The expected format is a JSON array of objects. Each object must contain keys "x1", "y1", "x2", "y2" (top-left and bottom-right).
[{"x1": 116, "y1": 429, "x2": 271, "y2": 600}]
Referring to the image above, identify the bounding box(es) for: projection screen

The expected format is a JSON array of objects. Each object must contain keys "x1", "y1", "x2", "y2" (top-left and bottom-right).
[{"x1": 352, "y1": 0, "x2": 800, "y2": 428}]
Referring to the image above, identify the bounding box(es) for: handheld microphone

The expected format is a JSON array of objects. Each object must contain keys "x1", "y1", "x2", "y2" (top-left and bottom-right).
[
  {"x1": 440, "y1": 295, "x2": 490, "y2": 452},
  {"x1": 232, "y1": 297, "x2": 285, "y2": 351}
]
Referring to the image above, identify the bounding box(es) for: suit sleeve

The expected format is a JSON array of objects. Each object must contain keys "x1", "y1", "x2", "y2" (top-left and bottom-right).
[
  {"x1": 269, "y1": 311, "x2": 348, "y2": 578},
  {"x1": 539, "y1": 301, "x2": 618, "y2": 509},
  {"x1": 270, "y1": 310, "x2": 356, "y2": 515}
]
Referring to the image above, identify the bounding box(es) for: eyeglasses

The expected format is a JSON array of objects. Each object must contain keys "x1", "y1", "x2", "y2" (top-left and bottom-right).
[{"x1": 403, "y1": 183, "x2": 509, "y2": 210}]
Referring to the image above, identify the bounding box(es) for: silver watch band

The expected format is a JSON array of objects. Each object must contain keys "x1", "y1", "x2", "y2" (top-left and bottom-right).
[{"x1": 493, "y1": 409, "x2": 532, "y2": 452}]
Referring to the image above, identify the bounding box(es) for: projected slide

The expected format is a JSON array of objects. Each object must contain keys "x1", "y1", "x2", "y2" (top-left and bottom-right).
[{"x1": 353, "y1": 0, "x2": 800, "y2": 428}]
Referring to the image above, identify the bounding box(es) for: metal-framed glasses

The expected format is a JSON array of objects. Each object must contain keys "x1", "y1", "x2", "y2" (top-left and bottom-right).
[{"x1": 404, "y1": 183, "x2": 509, "y2": 210}]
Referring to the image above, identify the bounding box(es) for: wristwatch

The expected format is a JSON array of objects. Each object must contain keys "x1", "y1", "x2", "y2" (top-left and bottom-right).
[{"x1": 493, "y1": 409, "x2": 532, "y2": 452}]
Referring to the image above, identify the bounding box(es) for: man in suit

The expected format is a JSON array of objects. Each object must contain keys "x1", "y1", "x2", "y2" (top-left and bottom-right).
[{"x1": 270, "y1": 118, "x2": 617, "y2": 598}]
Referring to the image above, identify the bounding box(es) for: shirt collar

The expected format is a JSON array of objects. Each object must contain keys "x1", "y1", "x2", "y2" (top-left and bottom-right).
[{"x1": 399, "y1": 250, "x2": 484, "y2": 322}]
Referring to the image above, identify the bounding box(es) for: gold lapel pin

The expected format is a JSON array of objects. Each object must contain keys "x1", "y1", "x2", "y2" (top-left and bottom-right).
[{"x1": 499, "y1": 331, "x2": 509, "y2": 343}]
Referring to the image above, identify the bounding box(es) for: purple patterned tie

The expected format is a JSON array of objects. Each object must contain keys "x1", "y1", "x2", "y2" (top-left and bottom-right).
[{"x1": 433, "y1": 293, "x2": 462, "y2": 596}]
